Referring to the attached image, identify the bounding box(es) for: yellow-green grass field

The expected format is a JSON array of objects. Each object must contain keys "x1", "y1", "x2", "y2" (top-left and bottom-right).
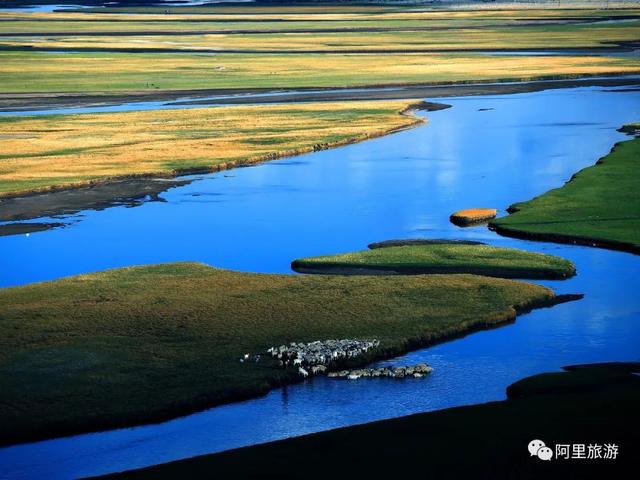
[
  {"x1": 0, "y1": 262, "x2": 556, "y2": 445},
  {"x1": 0, "y1": 6, "x2": 639, "y2": 94},
  {"x1": 3, "y1": 23, "x2": 638, "y2": 52},
  {"x1": 491, "y1": 136, "x2": 640, "y2": 253},
  {"x1": 1, "y1": 51, "x2": 637, "y2": 94},
  {"x1": 0, "y1": 100, "x2": 422, "y2": 197}
]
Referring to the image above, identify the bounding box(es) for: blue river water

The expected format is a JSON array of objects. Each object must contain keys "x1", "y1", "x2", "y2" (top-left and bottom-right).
[{"x1": 0, "y1": 85, "x2": 639, "y2": 478}]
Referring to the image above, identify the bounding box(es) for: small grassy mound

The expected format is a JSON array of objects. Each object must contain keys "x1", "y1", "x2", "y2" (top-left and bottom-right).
[
  {"x1": 450, "y1": 207, "x2": 497, "y2": 226},
  {"x1": 100, "y1": 364, "x2": 640, "y2": 480},
  {"x1": 0, "y1": 262, "x2": 556, "y2": 445},
  {"x1": 292, "y1": 243, "x2": 576, "y2": 279},
  {"x1": 491, "y1": 136, "x2": 640, "y2": 253}
]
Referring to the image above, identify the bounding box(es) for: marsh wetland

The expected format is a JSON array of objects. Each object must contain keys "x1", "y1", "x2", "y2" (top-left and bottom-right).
[{"x1": 0, "y1": 2, "x2": 639, "y2": 479}]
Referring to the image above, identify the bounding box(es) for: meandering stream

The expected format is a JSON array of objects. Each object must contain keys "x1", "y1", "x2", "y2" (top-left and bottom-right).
[{"x1": 0, "y1": 85, "x2": 639, "y2": 479}]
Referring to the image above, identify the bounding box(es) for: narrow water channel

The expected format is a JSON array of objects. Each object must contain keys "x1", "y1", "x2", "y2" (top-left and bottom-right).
[{"x1": 0, "y1": 85, "x2": 639, "y2": 479}]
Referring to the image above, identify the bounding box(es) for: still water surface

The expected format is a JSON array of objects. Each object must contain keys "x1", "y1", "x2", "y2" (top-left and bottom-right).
[{"x1": 0, "y1": 86, "x2": 639, "y2": 478}]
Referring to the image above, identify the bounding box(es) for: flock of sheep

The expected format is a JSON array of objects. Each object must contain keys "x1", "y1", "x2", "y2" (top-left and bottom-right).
[
  {"x1": 256, "y1": 339, "x2": 432, "y2": 380},
  {"x1": 266, "y1": 339, "x2": 380, "y2": 376}
]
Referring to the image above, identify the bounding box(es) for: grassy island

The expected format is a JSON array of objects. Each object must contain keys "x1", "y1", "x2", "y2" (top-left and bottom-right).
[
  {"x1": 0, "y1": 262, "x2": 558, "y2": 445},
  {"x1": 292, "y1": 243, "x2": 576, "y2": 279},
  {"x1": 99, "y1": 363, "x2": 640, "y2": 480},
  {"x1": 491, "y1": 136, "x2": 640, "y2": 253},
  {"x1": 450, "y1": 207, "x2": 497, "y2": 226}
]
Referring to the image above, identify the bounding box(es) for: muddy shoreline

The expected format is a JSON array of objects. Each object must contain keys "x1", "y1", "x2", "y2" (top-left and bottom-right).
[
  {"x1": 5, "y1": 18, "x2": 638, "y2": 36},
  {"x1": 3, "y1": 44, "x2": 638, "y2": 55},
  {"x1": 3, "y1": 14, "x2": 638, "y2": 24},
  {"x1": 1, "y1": 74, "x2": 638, "y2": 112},
  {"x1": 290, "y1": 263, "x2": 576, "y2": 280},
  {"x1": 0, "y1": 177, "x2": 192, "y2": 222},
  {"x1": 489, "y1": 223, "x2": 640, "y2": 255},
  {"x1": 368, "y1": 239, "x2": 486, "y2": 248},
  {"x1": 0, "y1": 221, "x2": 64, "y2": 236}
]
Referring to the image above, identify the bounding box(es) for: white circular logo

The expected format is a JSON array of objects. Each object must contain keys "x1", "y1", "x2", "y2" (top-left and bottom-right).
[
  {"x1": 528, "y1": 440, "x2": 554, "y2": 461},
  {"x1": 528, "y1": 439, "x2": 546, "y2": 456}
]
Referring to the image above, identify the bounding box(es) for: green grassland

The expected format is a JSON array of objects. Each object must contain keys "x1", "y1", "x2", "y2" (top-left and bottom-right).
[
  {"x1": 99, "y1": 363, "x2": 640, "y2": 480},
  {"x1": 491, "y1": 136, "x2": 640, "y2": 253},
  {"x1": 292, "y1": 243, "x2": 576, "y2": 279},
  {"x1": 0, "y1": 262, "x2": 556, "y2": 445}
]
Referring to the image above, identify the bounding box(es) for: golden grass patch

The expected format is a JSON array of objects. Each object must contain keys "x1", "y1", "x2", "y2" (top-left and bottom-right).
[{"x1": 0, "y1": 100, "x2": 423, "y2": 196}]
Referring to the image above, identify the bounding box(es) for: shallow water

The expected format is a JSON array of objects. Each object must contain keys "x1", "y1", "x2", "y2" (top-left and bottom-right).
[
  {"x1": 0, "y1": 85, "x2": 639, "y2": 478},
  {"x1": 0, "y1": 4, "x2": 95, "y2": 13},
  {"x1": 0, "y1": 87, "x2": 402, "y2": 117},
  {"x1": 0, "y1": 77, "x2": 635, "y2": 117},
  {"x1": 0, "y1": 1, "x2": 253, "y2": 13}
]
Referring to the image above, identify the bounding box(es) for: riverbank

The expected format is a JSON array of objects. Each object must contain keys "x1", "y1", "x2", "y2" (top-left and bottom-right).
[
  {"x1": 2, "y1": 75, "x2": 637, "y2": 113},
  {"x1": 291, "y1": 243, "x2": 576, "y2": 279},
  {"x1": 0, "y1": 78, "x2": 637, "y2": 237},
  {"x1": 490, "y1": 134, "x2": 640, "y2": 254},
  {"x1": 98, "y1": 363, "x2": 640, "y2": 479},
  {"x1": 0, "y1": 99, "x2": 428, "y2": 198},
  {"x1": 0, "y1": 262, "x2": 561, "y2": 446}
]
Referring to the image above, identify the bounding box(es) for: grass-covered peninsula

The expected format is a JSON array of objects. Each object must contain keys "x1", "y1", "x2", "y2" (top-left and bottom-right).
[
  {"x1": 0, "y1": 100, "x2": 424, "y2": 197},
  {"x1": 100, "y1": 363, "x2": 640, "y2": 480},
  {"x1": 491, "y1": 136, "x2": 640, "y2": 253},
  {"x1": 292, "y1": 243, "x2": 576, "y2": 279},
  {"x1": 0, "y1": 262, "x2": 558, "y2": 445}
]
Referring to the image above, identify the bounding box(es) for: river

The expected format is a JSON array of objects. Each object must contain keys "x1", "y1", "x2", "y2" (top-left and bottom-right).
[{"x1": 0, "y1": 84, "x2": 639, "y2": 478}]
